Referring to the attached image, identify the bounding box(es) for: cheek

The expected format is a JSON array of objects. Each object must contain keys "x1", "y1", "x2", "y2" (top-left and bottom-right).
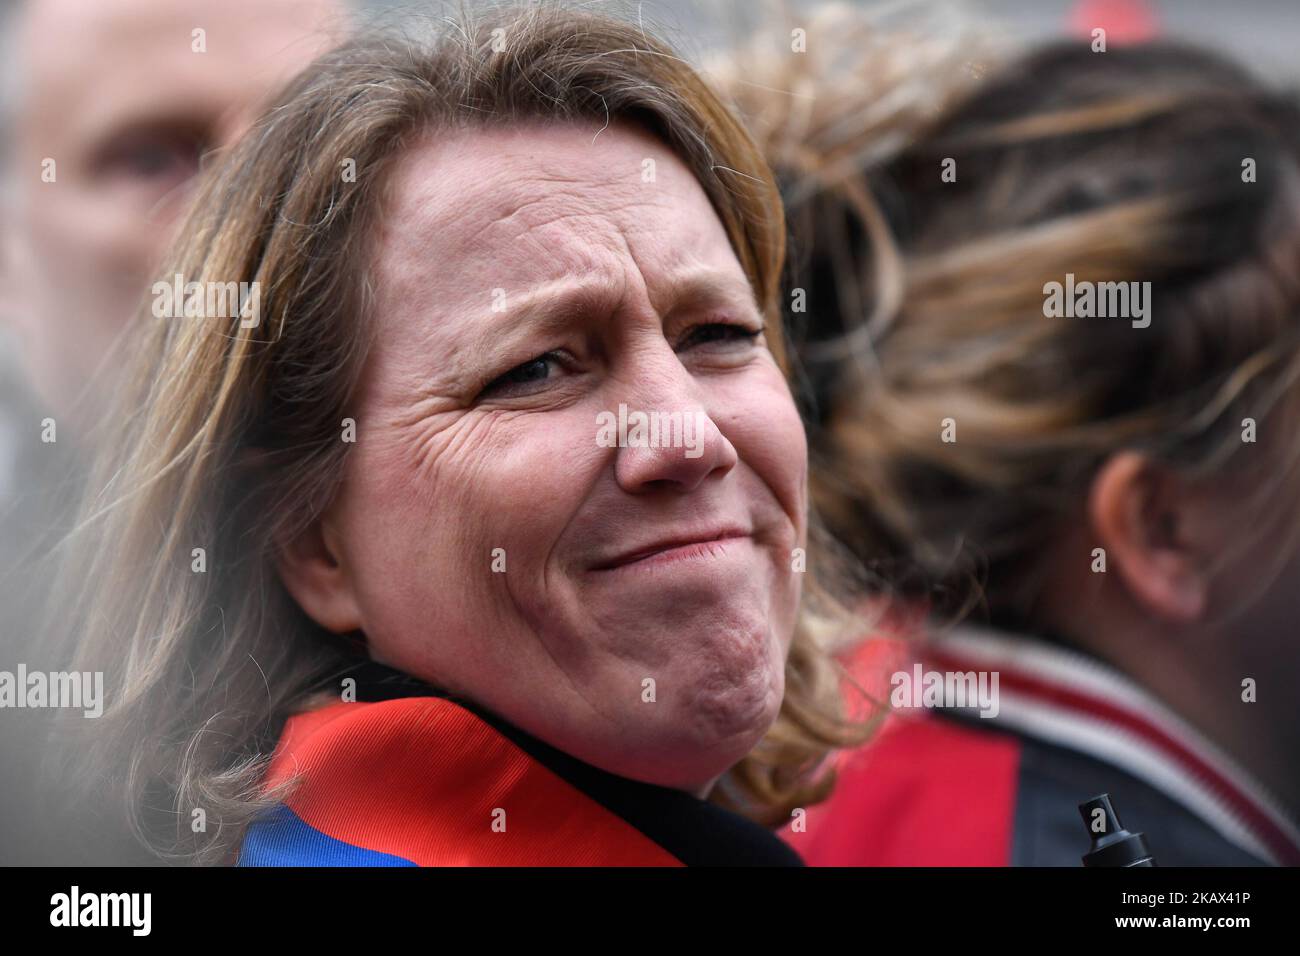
[
  {"x1": 32, "y1": 188, "x2": 159, "y2": 318},
  {"x1": 707, "y1": 365, "x2": 808, "y2": 638},
  {"x1": 722, "y1": 366, "x2": 808, "y2": 530},
  {"x1": 334, "y1": 411, "x2": 596, "y2": 631}
]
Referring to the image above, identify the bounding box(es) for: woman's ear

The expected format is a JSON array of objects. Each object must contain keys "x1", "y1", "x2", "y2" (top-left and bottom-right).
[
  {"x1": 1087, "y1": 451, "x2": 1208, "y2": 623},
  {"x1": 274, "y1": 511, "x2": 364, "y2": 635}
]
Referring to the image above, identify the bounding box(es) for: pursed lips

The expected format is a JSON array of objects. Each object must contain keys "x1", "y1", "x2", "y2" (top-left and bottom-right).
[{"x1": 590, "y1": 526, "x2": 751, "y2": 572}]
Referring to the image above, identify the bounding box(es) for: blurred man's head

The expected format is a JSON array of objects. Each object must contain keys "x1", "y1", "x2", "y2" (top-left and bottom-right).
[{"x1": 0, "y1": 0, "x2": 349, "y2": 426}]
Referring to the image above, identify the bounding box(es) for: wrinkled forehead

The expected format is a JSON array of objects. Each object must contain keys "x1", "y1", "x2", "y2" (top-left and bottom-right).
[{"x1": 368, "y1": 120, "x2": 753, "y2": 327}]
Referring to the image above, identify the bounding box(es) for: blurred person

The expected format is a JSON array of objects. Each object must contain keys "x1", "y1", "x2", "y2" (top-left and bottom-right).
[
  {"x1": 1, "y1": 0, "x2": 350, "y2": 425},
  {"x1": 0, "y1": 0, "x2": 349, "y2": 864},
  {"x1": 42, "y1": 2, "x2": 875, "y2": 866},
  {"x1": 748, "y1": 36, "x2": 1300, "y2": 865}
]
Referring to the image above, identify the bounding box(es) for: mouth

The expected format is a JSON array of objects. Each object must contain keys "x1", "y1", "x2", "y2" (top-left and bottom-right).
[{"x1": 591, "y1": 527, "x2": 752, "y2": 572}]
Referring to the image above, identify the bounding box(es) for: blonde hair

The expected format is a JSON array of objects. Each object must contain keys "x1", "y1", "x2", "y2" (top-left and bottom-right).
[
  {"x1": 708, "y1": 0, "x2": 997, "y2": 604},
  {"x1": 44, "y1": 0, "x2": 874, "y2": 864},
  {"x1": 804, "y1": 41, "x2": 1300, "y2": 624}
]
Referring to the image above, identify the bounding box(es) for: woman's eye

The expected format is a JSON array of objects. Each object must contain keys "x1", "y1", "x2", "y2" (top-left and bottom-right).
[
  {"x1": 678, "y1": 322, "x2": 763, "y2": 350},
  {"x1": 479, "y1": 352, "x2": 564, "y2": 399}
]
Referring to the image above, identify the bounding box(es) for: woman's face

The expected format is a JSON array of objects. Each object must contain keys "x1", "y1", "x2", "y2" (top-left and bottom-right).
[{"x1": 307, "y1": 120, "x2": 806, "y2": 794}]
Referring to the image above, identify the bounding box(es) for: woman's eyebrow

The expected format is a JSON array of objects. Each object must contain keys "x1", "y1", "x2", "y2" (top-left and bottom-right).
[
  {"x1": 461, "y1": 267, "x2": 761, "y2": 365},
  {"x1": 467, "y1": 278, "x2": 623, "y2": 354},
  {"x1": 656, "y1": 267, "x2": 763, "y2": 319},
  {"x1": 453, "y1": 278, "x2": 623, "y2": 373}
]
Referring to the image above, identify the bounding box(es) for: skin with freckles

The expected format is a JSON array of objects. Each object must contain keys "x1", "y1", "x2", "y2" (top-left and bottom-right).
[{"x1": 279, "y1": 120, "x2": 808, "y2": 798}]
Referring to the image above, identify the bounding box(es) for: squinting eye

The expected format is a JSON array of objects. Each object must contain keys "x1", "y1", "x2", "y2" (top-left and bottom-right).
[
  {"x1": 678, "y1": 322, "x2": 763, "y2": 350},
  {"x1": 479, "y1": 351, "x2": 563, "y2": 399}
]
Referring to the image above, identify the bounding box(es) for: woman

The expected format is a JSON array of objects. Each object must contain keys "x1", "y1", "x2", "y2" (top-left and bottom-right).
[
  {"x1": 42, "y1": 3, "x2": 873, "y2": 866},
  {"x1": 766, "y1": 38, "x2": 1300, "y2": 865}
]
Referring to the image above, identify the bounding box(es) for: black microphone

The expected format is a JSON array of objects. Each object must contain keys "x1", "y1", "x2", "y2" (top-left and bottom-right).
[{"x1": 1079, "y1": 793, "x2": 1156, "y2": 866}]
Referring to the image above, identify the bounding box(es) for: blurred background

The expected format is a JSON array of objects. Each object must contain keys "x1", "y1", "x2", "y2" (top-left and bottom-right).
[{"x1": 3, "y1": 0, "x2": 1298, "y2": 867}]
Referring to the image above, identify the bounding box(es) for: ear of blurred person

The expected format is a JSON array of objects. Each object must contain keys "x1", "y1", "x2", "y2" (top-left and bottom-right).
[{"x1": 1086, "y1": 451, "x2": 1209, "y2": 624}]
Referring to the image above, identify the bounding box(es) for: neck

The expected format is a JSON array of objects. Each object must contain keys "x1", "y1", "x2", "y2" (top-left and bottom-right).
[{"x1": 1054, "y1": 616, "x2": 1300, "y2": 820}]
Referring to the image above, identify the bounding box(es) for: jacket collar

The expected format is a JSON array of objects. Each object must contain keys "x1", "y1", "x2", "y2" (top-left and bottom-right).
[
  {"x1": 321, "y1": 657, "x2": 804, "y2": 867},
  {"x1": 920, "y1": 625, "x2": 1300, "y2": 865}
]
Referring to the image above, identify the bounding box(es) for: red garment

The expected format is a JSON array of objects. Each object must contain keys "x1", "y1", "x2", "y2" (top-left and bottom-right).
[
  {"x1": 237, "y1": 658, "x2": 803, "y2": 866},
  {"x1": 782, "y1": 626, "x2": 1300, "y2": 866}
]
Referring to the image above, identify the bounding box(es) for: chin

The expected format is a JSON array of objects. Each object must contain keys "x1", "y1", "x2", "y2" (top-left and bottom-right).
[
  {"x1": 681, "y1": 641, "x2": 786, "y2": 757},
  {"x1": 592, "y1": 643, "x2": 785, "y2": 790}
]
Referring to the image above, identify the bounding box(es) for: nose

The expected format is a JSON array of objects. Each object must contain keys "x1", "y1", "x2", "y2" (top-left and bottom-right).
[{"x1": 609, "y1": 355, "x2": 739, "y2": 494}]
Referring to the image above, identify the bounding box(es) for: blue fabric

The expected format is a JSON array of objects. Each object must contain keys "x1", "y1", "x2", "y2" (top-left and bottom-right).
[{"x1": 237, "y1": 803, "x2": 417, "y2": 867}]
